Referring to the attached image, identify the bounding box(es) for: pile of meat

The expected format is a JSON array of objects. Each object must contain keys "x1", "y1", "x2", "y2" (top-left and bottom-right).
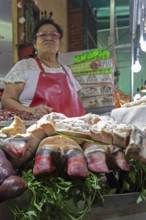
[
  {"x1": 0, "y1": 108, "x2": 40, "y2": 121},
  {"x1": 0, "y1": 112, "x2": 146, "y2": 203}
]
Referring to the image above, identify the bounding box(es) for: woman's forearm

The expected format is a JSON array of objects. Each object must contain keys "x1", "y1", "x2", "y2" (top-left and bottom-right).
[
  {"x1": 1, "y1": 98, "x2": 32, "y2": 113},
  {"x1": 1, "y1": 98, "x2": 53, "y2": 116}
]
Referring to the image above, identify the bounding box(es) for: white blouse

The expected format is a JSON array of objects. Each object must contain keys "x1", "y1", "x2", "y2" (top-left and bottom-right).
[{"x1": 4, "y1": 58, "x2": 81, "y2": 106}]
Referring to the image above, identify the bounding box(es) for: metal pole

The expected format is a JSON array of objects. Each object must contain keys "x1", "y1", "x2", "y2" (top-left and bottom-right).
[
  {"x1": 131, "y1": 39, "x2": 134, "y2": 99},
  {"x1": 129, "y1": 0, "x2": 139, "y2": 99},
  {"x1": 109, "y1": 0, "x2": 116, "y2": 59}
]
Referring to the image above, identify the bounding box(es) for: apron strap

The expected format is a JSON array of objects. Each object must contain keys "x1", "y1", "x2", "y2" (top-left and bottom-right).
[
  {"x1": 35, "y1": 56, "x2": 71, "y2": 81},
  {"x1": 34, "y1": 56, "x2": 45, "y2": 72}
]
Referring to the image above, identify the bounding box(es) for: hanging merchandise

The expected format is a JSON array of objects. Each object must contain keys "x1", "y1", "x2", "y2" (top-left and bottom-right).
[
  {"x1": 17, "y1": 2, "x2": 23, "y2": 8},
  {"x1": 134, "y1": 88, "x2": 141, "y2": 101},
  {"x1": 114, "y1": 88, "x2": 131, "y2": 108},
  {"x1": 131, "y1": 47, "x2": 141, "y2": 72},
  {"x1": 141, "y1": 80, "x2": 146, "y2": 93},
  {"x1": 20, "y1": 32, "x2": 25, "y2": 41},
  {"x1": 18, "y1": 16, "x2": 25, "y2": 24}
]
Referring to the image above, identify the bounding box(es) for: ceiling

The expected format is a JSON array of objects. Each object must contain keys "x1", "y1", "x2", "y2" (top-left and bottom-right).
[
  {"x1": 89, "y1": 0, "x2": 130, "y2": 30},
  {"x1": 71, "y1": 0, "x2": 131, "y2": 59},
  {"x1": 71, "y1": 0, "x2": 130, "y2": 31}
]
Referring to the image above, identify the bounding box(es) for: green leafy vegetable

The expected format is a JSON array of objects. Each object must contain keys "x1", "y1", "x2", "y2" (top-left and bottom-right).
[
  {"x1": 10, "y1": 156, "x2": 146, "y2": 219},
  {"x1": 118, "y1": 159, "x2": 146, "y2": 203},
  {"x1": 12, "y1": 166, "x2": 103, "y2": 220}
]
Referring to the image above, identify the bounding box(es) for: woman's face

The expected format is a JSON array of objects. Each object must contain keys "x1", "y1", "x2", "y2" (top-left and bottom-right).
[{"x1": 34, "y1": 24, "x2": 61, "y2": 57}]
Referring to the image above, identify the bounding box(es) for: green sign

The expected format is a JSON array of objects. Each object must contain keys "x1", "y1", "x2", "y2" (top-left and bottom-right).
[
  {"x1": 74, "y1": 68, "x2": 113, "y2": 75},
  {"x1": 73, "y1": 49, "x2": 110, "y2": 64},
  {"x1": 70, "y1": 58, "x2": 114, "y2": 73}
]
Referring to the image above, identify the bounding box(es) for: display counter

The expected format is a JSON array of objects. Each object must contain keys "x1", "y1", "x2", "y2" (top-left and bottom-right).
[
  {"x1": 0, "y1": 110, "x2": 146, "y2": 220},
  {"x1": 88, "y1": 193, "x2": 146, "y2": 220},
  {"x1": 0, "y1": 193, "x2": 146, "y2": 220}
]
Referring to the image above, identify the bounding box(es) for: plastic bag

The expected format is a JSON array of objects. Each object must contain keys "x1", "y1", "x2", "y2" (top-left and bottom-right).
[{"x1": 114, "y1": 88, "x2": 131, "y2": 108}]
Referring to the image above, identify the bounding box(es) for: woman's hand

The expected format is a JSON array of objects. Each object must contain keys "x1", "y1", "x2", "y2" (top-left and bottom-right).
[
  {"x1": 29, "y1": 105, "x2": 53, "y2": 117},
  {"x1": 1, "y1": 83, "x2": 53, "y2": 117}
]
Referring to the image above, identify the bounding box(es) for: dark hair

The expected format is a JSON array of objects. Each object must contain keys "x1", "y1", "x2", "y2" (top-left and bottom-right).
[{"x1": 32, "y1": 18, "x2": 63, "y2": 41}]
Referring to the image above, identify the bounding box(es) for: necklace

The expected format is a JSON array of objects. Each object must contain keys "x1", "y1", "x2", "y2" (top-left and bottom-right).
[{"x1": 38, "y1": 56, "x2": 61, "y2": 68}]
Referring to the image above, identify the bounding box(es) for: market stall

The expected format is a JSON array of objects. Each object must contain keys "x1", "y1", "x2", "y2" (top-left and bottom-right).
[
  {"x1": 1, "y1": 0, "x2": 146, "y2": 219},
  {"x1": 1, "y1": 106, "x2": 146, "y2": 219}
]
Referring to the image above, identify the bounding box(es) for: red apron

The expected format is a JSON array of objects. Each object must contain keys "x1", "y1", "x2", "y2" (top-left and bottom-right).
[{"x1": 30, "y1": 57, "x2": 86, "y2": 117}]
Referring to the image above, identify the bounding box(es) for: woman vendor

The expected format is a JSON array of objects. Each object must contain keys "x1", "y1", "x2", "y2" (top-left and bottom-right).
[{"x1": 1, "y1": 18, "x2": 86, "y2": 117}]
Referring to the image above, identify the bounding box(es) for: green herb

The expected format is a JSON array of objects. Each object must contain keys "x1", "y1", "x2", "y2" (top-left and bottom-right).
[
  {"x1": 11, "y1": 155, "x2": 146, "y2": 219},
  {"x1": 12, "y1": 167, "x2": 103, "y2": 220},
  {"x1": 119, "y1": 159, "x2": 146, "y2": 203}
]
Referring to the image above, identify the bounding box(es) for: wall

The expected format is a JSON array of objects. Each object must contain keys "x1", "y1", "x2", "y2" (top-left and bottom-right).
[
  {"x1": 67, "y1": 0, "x2": 97, "y2": 52},
  {"x1": 33, "y1": 0, "x2": 68, "y2": 53},
  {"x1": 67, "y1": 0, "x2": 84, "y2": 51}
]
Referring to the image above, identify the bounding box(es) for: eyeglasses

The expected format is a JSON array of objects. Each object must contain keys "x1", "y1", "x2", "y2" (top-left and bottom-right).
[{"x1": 36, "y1": 32, "x2": 61, "y2": 40}]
